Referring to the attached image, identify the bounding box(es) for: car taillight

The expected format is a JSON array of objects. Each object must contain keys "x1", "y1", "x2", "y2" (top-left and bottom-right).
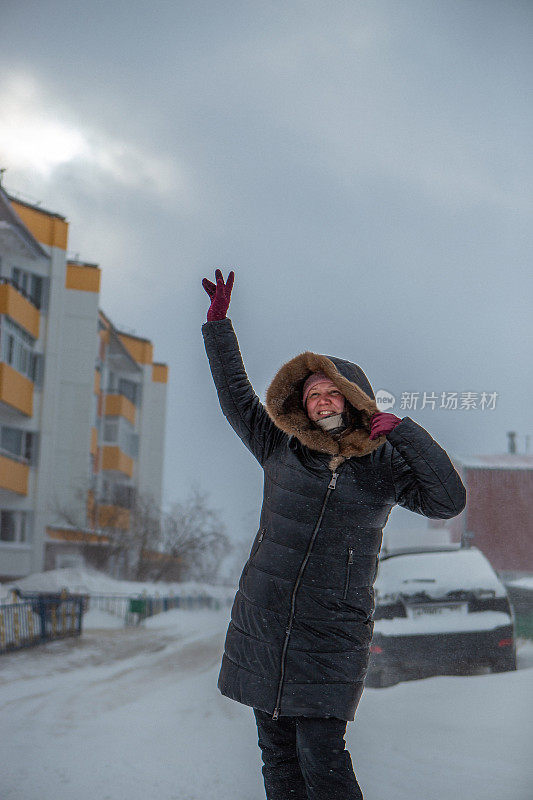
[
  {"x1": 498, "y1": 638, "x2": 513, "y2": 648},
  {"x1": 370, "y1": 644, "x2": 383, "y2": 653},
  {"x1": 468, "y1": 596, "x2": 511, "y2": 614}
]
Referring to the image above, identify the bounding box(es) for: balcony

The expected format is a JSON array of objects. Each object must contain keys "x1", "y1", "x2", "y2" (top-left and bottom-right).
[
  {"x1": 0, "y1": 279, "x2": 40, "y2": 339},
  {"x1": 87, "y1": 487, "x2": 134, "y2": 531},
  {"x1": 97, "y1": 505, "x2": 131, "y2": 531},
  {"x1": 47, "y1": 527, "x2": 109, "y2": 544},
  {"x1": 0, "y1": 362, "x2": 33, "y2": 416},
  {"x1": 101, "y1": 446, "x2": 134, "y2": 478},
  {"x1": 0, "y1": 453, "x2": 29, "y2": 495},
  {"x1": 104, "y1": 393, "x2": 136, "y2": 425}
]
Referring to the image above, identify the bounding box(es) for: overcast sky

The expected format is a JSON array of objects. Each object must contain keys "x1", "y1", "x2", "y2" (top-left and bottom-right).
[{"x1": 1, "y1": 0, "x2": 531, "y2": 543}]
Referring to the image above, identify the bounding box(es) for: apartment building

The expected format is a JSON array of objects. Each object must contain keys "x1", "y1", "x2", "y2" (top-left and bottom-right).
[{"x1": 0, "y1": 187, "x2": 168, "y2": 580}]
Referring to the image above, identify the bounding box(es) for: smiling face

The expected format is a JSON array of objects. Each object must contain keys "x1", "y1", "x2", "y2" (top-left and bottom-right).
[{"x1": 305, "y1": 380, "x2": 346, "y2": 423}]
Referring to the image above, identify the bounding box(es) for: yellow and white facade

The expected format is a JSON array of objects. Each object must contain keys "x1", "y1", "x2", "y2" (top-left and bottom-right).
[{"x1": 0, "y1": 188, "x2": 168, "y2": 579}]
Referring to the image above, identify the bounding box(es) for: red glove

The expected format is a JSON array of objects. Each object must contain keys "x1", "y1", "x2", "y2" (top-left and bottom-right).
[
  {"x1": 369, "y1": 411, "x2": 402, "y2": 440},
  {"x1": 202, "y1": 269, "x2": 235, "y2": 321}
]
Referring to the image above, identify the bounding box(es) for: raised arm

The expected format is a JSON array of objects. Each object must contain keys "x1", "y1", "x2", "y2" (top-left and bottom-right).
[
  {"x1": 202, "y1": 270, "x2": 285, "y2": 465},
  {"x1": 386, "y1": 417, "x2": 466, "y2": 519}
]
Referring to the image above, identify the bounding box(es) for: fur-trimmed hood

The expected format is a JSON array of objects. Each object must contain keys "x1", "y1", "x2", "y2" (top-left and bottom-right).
[{"x1": 265, "y1": 352, "x2": 386, "y2": 469}]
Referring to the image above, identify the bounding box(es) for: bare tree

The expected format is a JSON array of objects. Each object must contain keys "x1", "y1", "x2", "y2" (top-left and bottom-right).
[
  {"x1": 160, "y1": 485, "x2": 231, "y2": 583},
  {"x1": 116, "y1": 492, "x2": 162, "y2": 581},
  {"x1": 52, "y1": 484, "x2": 161, "y2": 579},
  {"x1": 52, "y1": 483, "x2": 231, "y2": 584}
]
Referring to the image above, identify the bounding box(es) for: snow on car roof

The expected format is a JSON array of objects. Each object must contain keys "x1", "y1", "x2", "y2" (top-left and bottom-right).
[{"x1": 375, "y1": 547, "x2": 505, "y2": 598}]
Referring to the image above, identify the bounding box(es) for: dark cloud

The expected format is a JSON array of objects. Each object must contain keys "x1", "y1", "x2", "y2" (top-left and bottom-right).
[{"x1": 1, "y1": 0, "x2": 531, "y2": 536}]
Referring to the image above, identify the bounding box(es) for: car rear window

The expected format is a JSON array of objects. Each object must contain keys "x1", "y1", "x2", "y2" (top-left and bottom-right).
[{"x1": 376, "y1": 549, "x2": 505, "y2": 599}]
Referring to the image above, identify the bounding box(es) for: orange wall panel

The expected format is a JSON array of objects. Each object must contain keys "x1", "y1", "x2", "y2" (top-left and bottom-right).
[
  {"x1": 104, "y1": 393, "x2": 136, "y2": 425},
  {"x1": 11, "y1": 200, "x2": 68, "y2": 250},
  {"x1": 47, "y1": 527, "x2": 109, "y2": 544},
  {"x1": 0, "y1": 283, "x2": 40, "y2": 339},
  {"x1": 66, "y1": 263, "x2": 101, "y2": 293},
  {"x1": 152, "y1": 363, "x2": 168, "y2": 383},
  {"x1": 118, "y1": 334, "x2": 153, "y2": 365},
  {"x1": 97, "y1": 505, "x2": 131, "y2": 531},
  {"x1": 90, "y1": 427, "x2": 98, "y2": 456},
  {"x1": 101, "y1": 446, "x2": 134, "y2": 478},
  {"x1": 0, "y1": 455, "x2": 29, "y2": 495},
  {"x1": 0, "y1": 363, "x2": 33, "y2": 416}
]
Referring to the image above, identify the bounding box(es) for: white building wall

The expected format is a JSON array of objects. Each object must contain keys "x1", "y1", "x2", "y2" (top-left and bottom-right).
[
  {"x1": 31, "y1": 243, "x2": 69, "y2": 573},
  {"x1": 136, "y1": 367, "x2": 167, "y2": 507},
  {"x1": 52, "y1": 287, "x2": 99, "y2": 525}
]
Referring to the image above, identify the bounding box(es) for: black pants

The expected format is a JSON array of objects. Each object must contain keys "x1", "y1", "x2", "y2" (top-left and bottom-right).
[{"x1": 253, "y1": 709, "x2": 364, "y2": 800}]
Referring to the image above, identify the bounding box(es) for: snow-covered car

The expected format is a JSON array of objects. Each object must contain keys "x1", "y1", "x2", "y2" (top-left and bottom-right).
[{"x1": 365, "y1": 545, "x2": 516, "y2": 687}]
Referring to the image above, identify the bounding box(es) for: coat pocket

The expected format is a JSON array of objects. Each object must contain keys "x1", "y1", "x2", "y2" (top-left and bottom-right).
[
  {"x1": 343, "y1": 547, "x2": 354, "y2": 600},
  {"x1": 243, "y1": 527, "x2": 266, "y2": 577}
]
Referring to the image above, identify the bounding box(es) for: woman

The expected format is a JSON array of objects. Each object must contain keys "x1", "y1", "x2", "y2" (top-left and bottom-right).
[{"x1": 202, "y1": 270, "x2": 466, "y2": 800}]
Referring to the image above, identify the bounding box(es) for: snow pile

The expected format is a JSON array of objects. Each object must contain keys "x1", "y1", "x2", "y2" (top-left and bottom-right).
[{"x1": 0, "y1": 566, "x2": 236, "y2": 604}]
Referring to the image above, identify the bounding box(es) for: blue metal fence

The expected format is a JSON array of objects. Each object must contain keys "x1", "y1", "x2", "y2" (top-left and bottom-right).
[
  {"x1": 0, "y1": 589, "x2": 229, "y2": 653},
  {"x1": 89, "y1": 592, "x2": 223, "y2": 625},
  {"x1": 0, "y1": 594, "x2": 85, "y2": 654}
]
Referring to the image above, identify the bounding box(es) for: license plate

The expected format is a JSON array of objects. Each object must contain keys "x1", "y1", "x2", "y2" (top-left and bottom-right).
[{"x1": 406, "y1": 602, "x2": 468, "y2": 618}]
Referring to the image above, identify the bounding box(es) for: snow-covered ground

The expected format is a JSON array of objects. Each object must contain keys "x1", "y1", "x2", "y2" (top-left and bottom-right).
[{"x1": 1, "y1": 600, "x2": 532, "y2": 800}]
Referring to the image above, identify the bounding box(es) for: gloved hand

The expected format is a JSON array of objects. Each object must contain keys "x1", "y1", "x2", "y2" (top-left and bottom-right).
[
  {"x1": 202, "y1": 269, "x2": 235, "y2": 321},
  {"x1": 369, "y1": 411, "x2": 402, "y2": 440}
]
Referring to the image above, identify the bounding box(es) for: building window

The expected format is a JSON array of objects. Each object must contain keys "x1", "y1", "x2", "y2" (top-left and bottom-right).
[
  {"x1": 32, "y1": 353, "x2": 45, "y2": 387},
  {"x1": 11, "y1": 267, "x2": 47, "y2": 310},
  {"x1": 103, "y1": 416, "x2": 138, "y2": 458},
  {"x1": 0, "y1": 317, "x2": 37, "y2": 380},
  {"x1": 103, "y1": 421, "x2": 118, "y2": 442},
  {"x1": 114, "y1": 484, "x2": 136, "y2": 509},
  {"x1": 118, "y1": 378, "x2": 140, "y2": 406},
  {"x1": 105, "y1": 375, "x2": 140, "y2": 406},
  {"x1": 0, "y1": 511, "x2": 16, "y2": 541},
  {"x1": 0, "y1": 425, "x2": 37, "y2": 464},
  {"x1": 99, "y1": 481, "x2": 135, "y2": 509},
  {"x1": 0, "y1": 511, "x2": 30, "y2": 544},
  {"x1": 19, "y1": 514, "x2": 28, "y2": 542},
  {"x1": 1, "y1": 425, "x2": 22, "y2": 457}
]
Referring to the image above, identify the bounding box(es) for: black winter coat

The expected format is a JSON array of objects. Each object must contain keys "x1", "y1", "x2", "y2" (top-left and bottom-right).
[{"x1": 203, "y1": 318, "x2": 466, "y2": 721}]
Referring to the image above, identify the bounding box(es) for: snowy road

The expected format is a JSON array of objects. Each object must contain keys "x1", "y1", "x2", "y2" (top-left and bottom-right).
[{"x1": 1, "y1": 606, "x2": 532, "y2": 800}]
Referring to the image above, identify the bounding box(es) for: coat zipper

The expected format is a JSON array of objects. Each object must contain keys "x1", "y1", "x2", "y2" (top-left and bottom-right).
[
  {"x1": 343, "y1": 548, "x2": 354, "y2": 600},
  {"x1": 272, "y1": 469, "x2": 341, "y2": 720}
]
